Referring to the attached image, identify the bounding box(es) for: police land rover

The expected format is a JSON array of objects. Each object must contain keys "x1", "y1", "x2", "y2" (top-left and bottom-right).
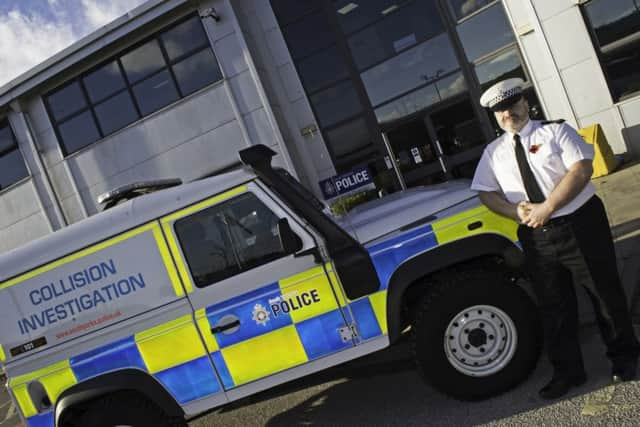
[{"x1": 0, "y1": 145, "x2": 541, "y2": 427}]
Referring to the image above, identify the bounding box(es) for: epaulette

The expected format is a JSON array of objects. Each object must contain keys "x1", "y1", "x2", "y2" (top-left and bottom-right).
[{"x1": 540, "y1": 119, "x2": 565, "y2": 125}]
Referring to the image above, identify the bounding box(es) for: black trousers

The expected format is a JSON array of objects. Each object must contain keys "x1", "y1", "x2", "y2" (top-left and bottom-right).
[{"x1": 517, "y1": 195, "x2": 639, "y2": 377}]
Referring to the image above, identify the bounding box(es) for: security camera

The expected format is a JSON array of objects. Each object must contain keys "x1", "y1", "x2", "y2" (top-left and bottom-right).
[{"x1": 200, "y1": 7, "x2": 220, "y2": 22}]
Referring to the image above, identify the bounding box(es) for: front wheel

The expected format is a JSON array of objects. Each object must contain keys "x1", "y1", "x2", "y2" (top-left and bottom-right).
[
  {"x1": 411, "y1": 269, "x2": 541, "y2": 400},
  {"x1": 75, "y1": 391, "x2": 187, "y2": 427}
]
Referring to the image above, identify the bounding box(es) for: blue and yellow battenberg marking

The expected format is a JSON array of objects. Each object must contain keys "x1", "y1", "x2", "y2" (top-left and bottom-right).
[
  {"x1": 201, "y1": 265, "x2": 357, "y2": 387},
  {"x1": 11, "y1": 316, "x2": 223, "y2": 424},
  {"x1": 368, "y1": 205, "x2": 518, "y2": 290},
  {"x1": 7, "y1": 203, "x2": 518, "y2": 426},
  {"x1": 0, "y1": 343, "x2": 5, "y2": 362},
  {"x1": 10, "y1": 360, "x2": 78, "y2": 418}
]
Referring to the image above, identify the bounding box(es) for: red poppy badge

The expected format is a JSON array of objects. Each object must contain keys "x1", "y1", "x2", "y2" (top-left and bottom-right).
[{"x1": 529, "y1": 144, "x2": 541, "y2": 154}]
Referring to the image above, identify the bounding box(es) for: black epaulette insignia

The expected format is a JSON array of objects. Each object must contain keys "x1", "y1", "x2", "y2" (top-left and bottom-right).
[{"x1": 540, "y1": 119, "x2": 565, "y2": 125}]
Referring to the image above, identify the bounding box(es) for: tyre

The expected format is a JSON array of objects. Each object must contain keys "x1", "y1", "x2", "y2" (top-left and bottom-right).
[
  {"x1": 77, "y1": 391, "x2": 187, "y2": 427},
  {"x1": 411, "y1": 268, "x2": 541, "y2": 400}
]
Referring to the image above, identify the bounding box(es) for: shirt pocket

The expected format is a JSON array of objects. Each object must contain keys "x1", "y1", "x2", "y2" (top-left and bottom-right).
[
  {"x1": 529, "y1": 141, "x2": 565, "y2": 175},
  {"x1": 529, "y1": 141, "x2": 559, "y2": 166}
]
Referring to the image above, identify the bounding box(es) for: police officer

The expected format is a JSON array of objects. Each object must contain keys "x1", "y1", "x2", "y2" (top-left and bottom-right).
[{"x1": 471, "y1": 78, "x2": 639, "y2": 399}]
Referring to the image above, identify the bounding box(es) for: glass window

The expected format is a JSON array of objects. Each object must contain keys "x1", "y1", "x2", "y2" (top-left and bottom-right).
[
  {"x1": 583, "y1": 0, "x2": 640, "y2": 46},
  {"x1": 58, "y1": 111, "x2": 101, "y2": 153},
  {"x1": 176, "y1": 193, "x2": 287, "y2": 287},
  {"x1": 282, "y1": 12, "x2": 336, "y2": 59},
  {"x1": 83, "y1": 61, "x2": 126, "y2": 104},
  {"x1": 94, "y1": 91, "x2": 139, "y2": 135},
  {"x1": 270, "y1": 0, "x2": 322, "y2": 27},
  {"x1": 0, "y1": 149, "x2": 29, "y2": 190},
  {"x1": 361, "y1": 33, "x2": 459, "y2": 106},
  {"x1": 347, "y1": 0, "x2": 444, "y2": 70},
  {"x1": 309, "y1": 80, "x2": 363, "y2": 127},
  {"x1": 325, "y1": 117, "x2": 378, "y2": 172},
  {"x1": 297, "y1": 46, "x2": 350, "y2": 93},
  {"x1": 0, "y1": 122, "x2": 29, "y2": 190},
  {"x1": 475, "y1": 47, "x2": 527, "y2": 90},
  {"x1": 456, "y1": 3, "x2": 514, "y2": 62},
  {"x1": 374, "y1": 72, "x2": 467, "y2": 125},
  {"x1": 132, "y1": 70, "x2": 180, "y2": 116},
  {"x1": 0, "y1": 123, "x2": 16, "y2": 153},
  {"x1": 448, "y1": 0, "x2": 495, "y2": 21},
  {"x1": 324, "y1": 116, "x2": 373, "y2": 158},
  {"x1": 121, "y1": 40, "x2": 166, "y2": 84},
  {"x1": 172, "y1": 49, "x2": 222, "y2": 96},
  {"x1": 45, "y1": 14, "x2": 223, "y2": 156},
  {"x1": 582, "y1": 0, "x2": 640, "y2": 101},
  {"x1": 334, "y1": 0, "x2": 411, "y2": 35},
  {"x1": 47, "y1": 82, "x2": 87, "y2": 121},
  {"x1": 161, "y1": 16, "x2": 209, "y2": 61}
]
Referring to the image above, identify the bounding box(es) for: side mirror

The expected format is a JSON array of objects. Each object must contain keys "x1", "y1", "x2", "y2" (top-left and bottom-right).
[{"x1": 278, "y1": 218, "x2": 303, "y2": 255}]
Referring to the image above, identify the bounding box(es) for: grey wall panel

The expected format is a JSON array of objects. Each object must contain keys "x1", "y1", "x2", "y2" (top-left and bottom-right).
[
  {"x1": 0, "y1": 181, "x2": 41, "y2": 229},
  {"x1": 244, "y1": 108, "x2": 274, "y2": 146},
  {"x1": 132, "y1": 119, "x2": 246, "y2": 181},
  {"x1": 531, "y1": 0, "x2": 575, "y2": 21},
  {"x1": 201, "y1": 0, "x2": 235, "y2": 40},
  {"x1": 33, "y1": 128, "x2": 63, "y2": 167},
  {"x1": 278, "y1": 63, "x2": 305, "y2": 103},
  {"x1": 64, "y1": 84, "x2": 235, "y2": 193},
  {"x1": 541, "y1": 8, "x2": 594, "y2": 70},
  {"x1": 60, "y1": 193, "x2": 88, "y2": 224},
  {"x1": 228, "y1": 70, "x2": 263, "y2": 115},
  {"x1": 0, "y1": 212, "x2": 50, "y2": 253},
  {"x1": 215, "y1": 32, "x2": 250, "y2": 78},
  {"x1": 560, "y1": 59, "x2": 615, "y2": 118}
]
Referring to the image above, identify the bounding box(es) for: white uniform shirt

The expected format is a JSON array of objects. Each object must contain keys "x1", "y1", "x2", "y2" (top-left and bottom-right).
[{"x1": 471, "y1": 119, "x2": 595, "y2": 218}]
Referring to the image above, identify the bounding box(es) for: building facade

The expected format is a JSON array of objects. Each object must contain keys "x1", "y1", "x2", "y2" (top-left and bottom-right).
[{"x1": 0, "y1": 0, "x2": 638, "y2": 253}]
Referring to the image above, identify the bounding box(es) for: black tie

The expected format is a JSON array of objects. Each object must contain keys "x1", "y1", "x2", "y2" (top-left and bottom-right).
[{"x1": 514, "y1": 134, "x2": 545, "y2": 203}]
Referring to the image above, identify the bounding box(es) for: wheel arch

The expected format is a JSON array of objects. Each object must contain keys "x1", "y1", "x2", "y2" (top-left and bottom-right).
[
  {"x1": 55, "y1": 369, "x2": 183, "y2": 426},
  {"x1": 385, "y1": 233, "x2": 523, "y2": 343}
]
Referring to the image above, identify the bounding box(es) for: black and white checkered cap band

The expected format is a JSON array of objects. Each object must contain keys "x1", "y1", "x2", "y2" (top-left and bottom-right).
[{"x1": 487, "y1": 86, "x2": 522, "y2": 108}]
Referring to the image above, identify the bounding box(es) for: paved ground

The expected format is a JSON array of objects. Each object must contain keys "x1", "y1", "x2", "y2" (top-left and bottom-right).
[{"x1": 2, "y1": 161, "x2": 640, "y2": 427}]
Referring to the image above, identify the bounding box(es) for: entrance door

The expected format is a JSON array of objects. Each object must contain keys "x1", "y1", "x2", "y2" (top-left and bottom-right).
[
  {"x1": 161, "y1": 183, "x2": 355, "y2": 392},
  {"x1": 382, "y1": 95, "x2": 488, "y2": 188}
]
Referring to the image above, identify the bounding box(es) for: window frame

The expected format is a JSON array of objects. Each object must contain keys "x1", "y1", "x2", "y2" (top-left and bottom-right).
[
  {"x1": 0, "y1": 119, "x2": 30, "y2": 192},
  {"x1": 580, "y1": 0, "x2": 640, "y2": 102},
  {"x1": 44, "y1": 13, "x2": 223, "y2": 157},
  {"x1": 174, "y1": 192, "x2": 294, "y2": 288}
]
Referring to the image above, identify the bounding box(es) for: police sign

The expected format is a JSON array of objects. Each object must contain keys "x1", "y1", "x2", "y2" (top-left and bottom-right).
[{"x1": 319, "y1": 166, "x2": 374, "y2": 200}]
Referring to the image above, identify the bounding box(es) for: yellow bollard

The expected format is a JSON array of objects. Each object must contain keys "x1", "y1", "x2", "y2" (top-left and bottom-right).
[{"x1": 578, "y1": 124, "x2": 618, "y2": 178}]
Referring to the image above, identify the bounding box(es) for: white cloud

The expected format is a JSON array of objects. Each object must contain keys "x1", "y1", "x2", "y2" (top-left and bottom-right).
[
  {"x1": 0, "y1": 9, "x2": 76, "y2": 87},
  {"x1": 0, "y1": 0, "x2": 147, "y2": 88},
  {"x1": 80, "y1": 0, "x2": 146, "y2": 30}
]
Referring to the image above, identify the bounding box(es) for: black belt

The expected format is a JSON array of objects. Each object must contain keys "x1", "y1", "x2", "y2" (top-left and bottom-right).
[{"x1": 522, "y1": 195, "x2": 597, "y2": 232}]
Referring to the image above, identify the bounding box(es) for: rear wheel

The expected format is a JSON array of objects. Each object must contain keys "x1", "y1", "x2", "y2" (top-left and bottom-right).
[
  {"x1": 411, "y1": 268, "x2": 541, "y2": 400},
  {"x1": 77, "y1": 391, "x2": 186, "y2": 427}
]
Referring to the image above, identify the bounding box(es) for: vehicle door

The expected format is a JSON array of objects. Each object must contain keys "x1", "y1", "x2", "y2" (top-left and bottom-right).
[{"x1": 161, "y1": 182, "x2": 354, "y2": 391}]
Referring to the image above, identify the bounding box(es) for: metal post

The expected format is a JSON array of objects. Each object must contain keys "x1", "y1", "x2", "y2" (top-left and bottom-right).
[{"x1": 381, "y1": 132, "x2": 407, "y2": 191}]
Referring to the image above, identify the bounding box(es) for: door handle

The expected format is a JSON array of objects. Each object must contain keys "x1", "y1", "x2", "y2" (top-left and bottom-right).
[{"x1": 211, "y1": 319, "x2": 240, "y2": 334}]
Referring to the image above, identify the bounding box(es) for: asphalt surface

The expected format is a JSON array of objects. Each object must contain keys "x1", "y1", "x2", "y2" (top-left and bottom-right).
[{"x1": 2, "y1": 162, "x2": 640, "y2": 427}]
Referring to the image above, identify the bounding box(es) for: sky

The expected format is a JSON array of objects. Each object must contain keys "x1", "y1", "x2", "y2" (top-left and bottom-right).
[{"x1": 0, "y1": 0, "x2": 148, "y2": 87}]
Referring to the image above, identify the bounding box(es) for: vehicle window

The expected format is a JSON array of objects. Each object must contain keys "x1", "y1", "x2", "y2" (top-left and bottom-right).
[{"x1": 175, "y1": 193, "x2": 288, "y2": 287}]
